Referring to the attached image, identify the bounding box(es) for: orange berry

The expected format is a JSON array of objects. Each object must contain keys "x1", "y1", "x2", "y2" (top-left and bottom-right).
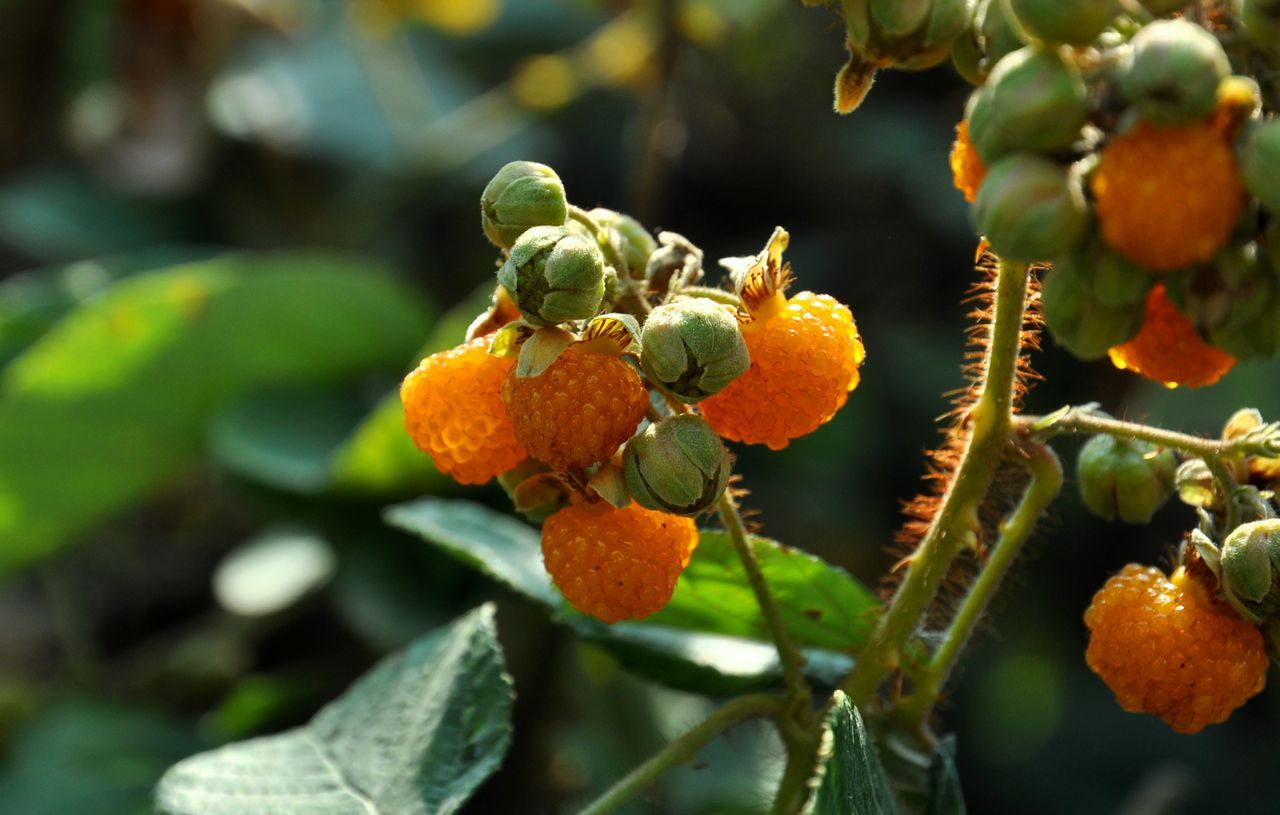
[
  {"x1": 501, "y1": 346, "x2": 648, "y2": 471},
  {"x1": 701, "y1": 292, "x2": 864, "y2": 450},
  {"x1": 542, "y1": 500, "x2": 698, "y2": 623},
  {"x1": 950, "y1": 120, "x2": 987, "y2": 203},
  {"x1": 1084, "y1": 564, "x2": 1268, "y2": 734},
  {"x1": 1092, "y1": 120, "x2": 1244, "y2": 271},
  {"x1": 400, "y1": 337, "x2": 527, "y2": 485},
  {"x1": 1108, "y1": 284, "x2": 1236, "y2": 388}
]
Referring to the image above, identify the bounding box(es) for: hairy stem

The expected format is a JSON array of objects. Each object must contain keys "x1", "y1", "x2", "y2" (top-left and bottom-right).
[
  {"x1": 895, "y1": 441, "x2": 1063, "y2": 727},
  {"x1": 576, "y1": 694, "x2": 783, "y2": 815},
  {"x1": 841, "y1": 258, "x2": 1031, "y2": 706},
  {"x1": 1017, "y1": 408, "x2": 1277, "y2": 460},
  {"x1": 717, "y1": 490, "x2": 813, "y2": 718}
]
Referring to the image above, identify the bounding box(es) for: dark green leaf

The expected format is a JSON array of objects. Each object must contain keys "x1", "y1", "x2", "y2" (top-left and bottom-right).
[
  {"x1": 155, "y1": 604, "x2": 513, "y2": 815},
  {"x1": 806, "y1": 691, "x2": 901, "y2": 815},
  {"x1": 0, "y1": 702, "x2": 202, "y2": 815},
  {"x1": 0, "y1": 252, "x2": 430, "y2": 578}
]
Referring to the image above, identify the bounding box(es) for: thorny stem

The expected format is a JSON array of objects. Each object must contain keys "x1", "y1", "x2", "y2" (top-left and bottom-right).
[
  {"x1": 895, "y1": 441, "x2": 1063, "y2": 729},
  {"x1": 576, "y1": 694, "x2": 783, "y2": 815},
  {"x1": 840, "y1": 259, "x2": 1031, "y2": 707}
]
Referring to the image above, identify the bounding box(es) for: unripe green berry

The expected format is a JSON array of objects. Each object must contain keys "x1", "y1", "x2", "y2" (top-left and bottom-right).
[
  {"x1": 1237, "y1": 0, "x2": 1280, "y2": 50},
  {"x1": 480, "y1": 161, "x2": 568, "y2": 249},
  {"x1": 497, "y1": 226, "x2": 606, "y2": 326},
  {"x1": 588, "y1": 208, "x2": 656, "y2": 279},
  {"x1": 1121, "y1": 19, "x2": 1229, "y2": 126},
  {"x1": 1042, "y1": 248, "x2": 1145, "y2": 359},
  {"x1": 1007, "y1": 0, "x2": 1115, "y2": 45},
  {"x1": 974, "y1": 153, "x2": 1089, "y2": 262},
  {"x1": 623, "y1": 414, "x2": 730, "y2": 516},
  {"x1": 1077, "y1": 435, "x2": 1177, "y2": 524},
  {"x1": 968, "y1": 47, "x2": 1088, "y2": 161},
  {"x1": 1221, "y1": 519, "x2": 1280, "y2": 622},
  {"x1": 640, "y1": 298, "x2": 749, "y2": 402},
  {"x1": 1243, "y1": 120, "x2": 1280, "y2": 214}
]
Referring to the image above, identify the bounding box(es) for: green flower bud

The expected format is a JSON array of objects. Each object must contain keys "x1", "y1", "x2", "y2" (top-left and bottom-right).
[
  {"x1": 623, "y1": 414, "x2": 730, "y2": 515},
  {"x1": 844, "y1": 0, "x2": 970, "y2": 70},
  {"x1": 1221, "y1": 519, "x2": 1280, "y2": 622},
  {"x1": 1077, "y1": 434, "x2": 1177, "y2": 523},
  {"x1": 1091, "y1": 245, "x2": 1155, "y2": 308},
  {"x1": 967, "y1": 47, "x2": 1088, "y2": 163},
  {"x1": 480, "y1": 161, "x2": 568, "y2": 249},
  {"x1": 1042, "y1": 247, "x2": 1145, "y2": 359},
  {"x1": 588, "y1": 208, "x2": 657, "y2": 279},
  {"x1": 497, "y1": 226, "x2": 606, "y2": 326},
  {"x1": 1243, "y1": 120, "x2": 1280, "y2": 214},
  {"x1": 1121, "y1": 20, "x2": 1229, "y2": 126},
  {"x1": 1237, "y1": 0, "x2": 1280, "y2": 50},
  {"x1": 1206, "y1": 246, "x2": 1280, "y2": 360},
  {"x1": 640, "y1": 298, "x2": 749, "y2": 402},
  {"x1": 1007, "y1": 0, "x2": 1115, "y2": 45},
  {"x1": 974, "y1": 153, "x2": 1089, "y2": 262}
]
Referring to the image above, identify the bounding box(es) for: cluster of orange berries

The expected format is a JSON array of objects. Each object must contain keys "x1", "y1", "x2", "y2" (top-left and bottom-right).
[
  {"x1": 948, "y1": 2, "x2": 1280, "y2": 389},
  {"x1": 400, "y1": 162, "x2": 865, "y2": 623}
]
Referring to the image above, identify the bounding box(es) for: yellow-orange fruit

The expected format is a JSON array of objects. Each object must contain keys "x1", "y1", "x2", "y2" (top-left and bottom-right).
[
  {"x1": 1085, "y1": 564, "x2": 1268, "y2": 734},
  {"x1": 950, "y1": 120, "x2": 987, "y2": 203},
  {"x1": 701, "y1": 292, "x2": 864, "y2": 450},
  {"x1": 542, "y1": 501, "x2": 698, "y2": 623},
  {"x1": 501, "y1": 346, "x2": 648, "y2": 471},
  {"x1": 1092, "y1": 121, "x2": 1244, "y2": 271},
  {"x1": 1108, "y1": 285, "x2": 1236, "y2": 388},
  {"x1": 401, "y1": 337, "x2": 527, "y2": 484}
]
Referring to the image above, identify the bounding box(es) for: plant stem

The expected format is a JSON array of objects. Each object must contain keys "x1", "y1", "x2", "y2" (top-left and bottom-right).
[
  {"x1": 716, "y1": 490, "x2": 813, "y2": 718},
  {"x1": 577, "y1": 693, "x2": 783, "y2": 815},
  {"x1": 1017, "y1": 408, "x2": 1277, "y2": 460},
  {"x1": 840, "y1": 259, "x2": 1031, "y2": 707},
  {"x1": 895, "y1": 441, "x2": 1063, "y2": 727}
]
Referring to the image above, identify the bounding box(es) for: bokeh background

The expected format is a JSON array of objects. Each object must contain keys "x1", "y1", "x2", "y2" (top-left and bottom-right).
[{"x1": 1, "y1": 0, "x2": 1279, "y2": 813}]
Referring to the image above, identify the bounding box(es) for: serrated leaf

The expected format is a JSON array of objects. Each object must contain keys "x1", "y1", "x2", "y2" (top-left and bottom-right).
[
  {"x1": 805, "y1": 691, "x2": 900, "y2": 815},
  {"x1": 155, "y1": 604, "x2": 513, "y2": 815},
  {"x1": 0, "y1": 252, "x2": 430, "y2": 578}
]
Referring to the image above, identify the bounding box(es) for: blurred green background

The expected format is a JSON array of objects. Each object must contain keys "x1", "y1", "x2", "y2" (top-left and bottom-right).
[{"x1": 1, "y1": 0, "x2": 1279, "y2": 812}]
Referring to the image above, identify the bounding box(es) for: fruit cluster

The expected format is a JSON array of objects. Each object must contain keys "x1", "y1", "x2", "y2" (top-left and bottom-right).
[
  {"x1": 939, "y1": 0, "x2": 1280, "y2": 388},
  {"x1": 400, "y1": 161, "x2": 865, "y2": 623}
]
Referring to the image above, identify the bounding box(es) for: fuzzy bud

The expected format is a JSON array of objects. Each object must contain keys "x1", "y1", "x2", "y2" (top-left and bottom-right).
[
  {"x1": 966, "y1": 48, "x2": 1088, "y2": 164},
  {"x1": 974, "y1": 153, "x2": 1089, "y2": 262},
  {"x1": 1077, "y1": 435, "x2": 1177, "y2": 524},
  {"x1": 1007, "y1": 0, "x2": 1115, "y2": 45},
  {"x1": 623, "y1": 414, "x2": 730, "y2": 516},
  {"x1": 843, "y1": 0, "x2": 970, "y2": 71},
  {"x1": 1042, "y1": 246, "x2": 1146, "y2": 360},
  {"x1": 640, "y1": 298, "x2": 750, "y2": 402},
  {"x1": 1122, "y1": 20, "x2": 1230, "y2": 126},
  {"x1": 497, "y1": 226, "x2": 606, "y2": 326},
  {"x1": 480, "y1": 161, "x2": 568, "y2": 249},
  {"x1": 1221, "y1": 519, "x2": 1280, "y2": 622},
  {"x1": 588, "y1": 208, "x2": 657, "y2": 279}
]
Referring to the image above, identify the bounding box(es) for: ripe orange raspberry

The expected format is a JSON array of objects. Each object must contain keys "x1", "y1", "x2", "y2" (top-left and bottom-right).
[
  {"x1": 501, "y1": 346, "x2": 648, "y2": 471},
  {"x1": 1108, "y1": 284, "x2": 1236, "y2": 388},
  {"x1": 1085, "y1": 564, "x2": 1268, "y2": 734},
  {"x1": 950, "y1": 120, "x2": 987, "y2": 203},
  {"x1": 401, "y1": 337, "x2": 527, "y2": 485},
  {"x1": 701, "y1": 292, "x2": 864, "y2": 450},
  {"x1": 542, "y1": 500, "x2": 698, "y2": 623},
  {"x1": 1092, "y1": 120, "x2": 1244, "y2": 271}
]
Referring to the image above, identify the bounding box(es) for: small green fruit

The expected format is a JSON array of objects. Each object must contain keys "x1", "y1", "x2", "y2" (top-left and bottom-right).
[
  {"x1": 497, "y1": 226, "x2": 606, "y2": 326},
  {"x1": 623, "y1": 414, "x2": 730, "y2": 515},
  {"x1": 1007, "y1": 0, "x2": 1115, "y2": 45},
  {"x1": 1041, "y1": 247, "x2": 1146, "y2": 360},
  {"x1": 1121, "y1": 19, "x2": 1229, "y2": 126},
  {"x1": 968, "y1": 47, "x2": 1088, "y2": 161},
  {"x1": 1243, "y1": 120, "x2": 1280, "y2": 214},
  {"x1": 588, "y1": 208, "x2": 656, "y2": 279},
  {"x1": 974, "y1": 153, "x2": 1089, "y2": 262},
  {"x1": 480, "y1": 161, "x2": 568, "y2": 249},
  {"x1": 640, "y1": 298, "x2": 750, "y2": 402},
  {"x1": 1221, "y1": 519, "x2": 1280, "y2": 622},
  {"x1": 1077, "y1": 434, "x2": 1177, "y2": 523}
]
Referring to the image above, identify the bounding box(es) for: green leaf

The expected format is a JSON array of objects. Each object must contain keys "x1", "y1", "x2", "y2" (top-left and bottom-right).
[
  {"x1": 0, "y1": 701, "x2": 203, "y2": 815},
  {"x1": 155, "y1": 604, "x2": 513, "y2": 815},
  {"x1": 0, "y1": 252, "x2": 430, "y2": 578},
  {"x1": 647, "y1": 531, "x2": 881, "y2": 651},
  {"x1": 806, "y1": 691, "x2": 901, "y2": 815}
]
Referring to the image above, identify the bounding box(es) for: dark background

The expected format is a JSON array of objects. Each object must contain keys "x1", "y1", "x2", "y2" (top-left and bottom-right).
[{"x1": 1, "y1": 0, "x2": 1279, "y2": 812}]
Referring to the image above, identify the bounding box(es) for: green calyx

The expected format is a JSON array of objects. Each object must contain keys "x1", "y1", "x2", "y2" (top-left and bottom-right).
[
  {"x1": 1221, "y1": 519, "x2": 1280, "y2": 623},
  {"x1": 967, "y1": 47, "x2": 1089, "y2": 163},
  {"x1": 974, "y1": 153, "x2": 1089, "y2": 262},
  {"x1": 842, "y1": 0, "x2": 970, "y2": 71},
  {"x1": 640, "y1": 298, "x2": 749, "y2": 402},
  {"x1": 587, "y1": 208, "x2": 656, "y2": 279},
  {"x1": 1007, "y1": 0, "x2": 1115, "y2": 45},
  {"x1": 1244, "y1": 120, "x2": 1280, "y2": 214},
  {"x1": 497, "y1": 225, "x2": 606, "y2": 326},
  {"x1": 1077, "y1": 434, "x2": 1177, "y2": 524},
  {"x1": 480, "y1": 161, "x2": 568, "y2": 249},
  {"x1": 1121, "y1": 19, "x2": 1229, "y2": 126},
  {"x1": 1042, "y1": 243, "x2": 1149, "y2": 360},
  {"x1": 623, "y1": 414, "x2": 731, "y2": 516}
]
